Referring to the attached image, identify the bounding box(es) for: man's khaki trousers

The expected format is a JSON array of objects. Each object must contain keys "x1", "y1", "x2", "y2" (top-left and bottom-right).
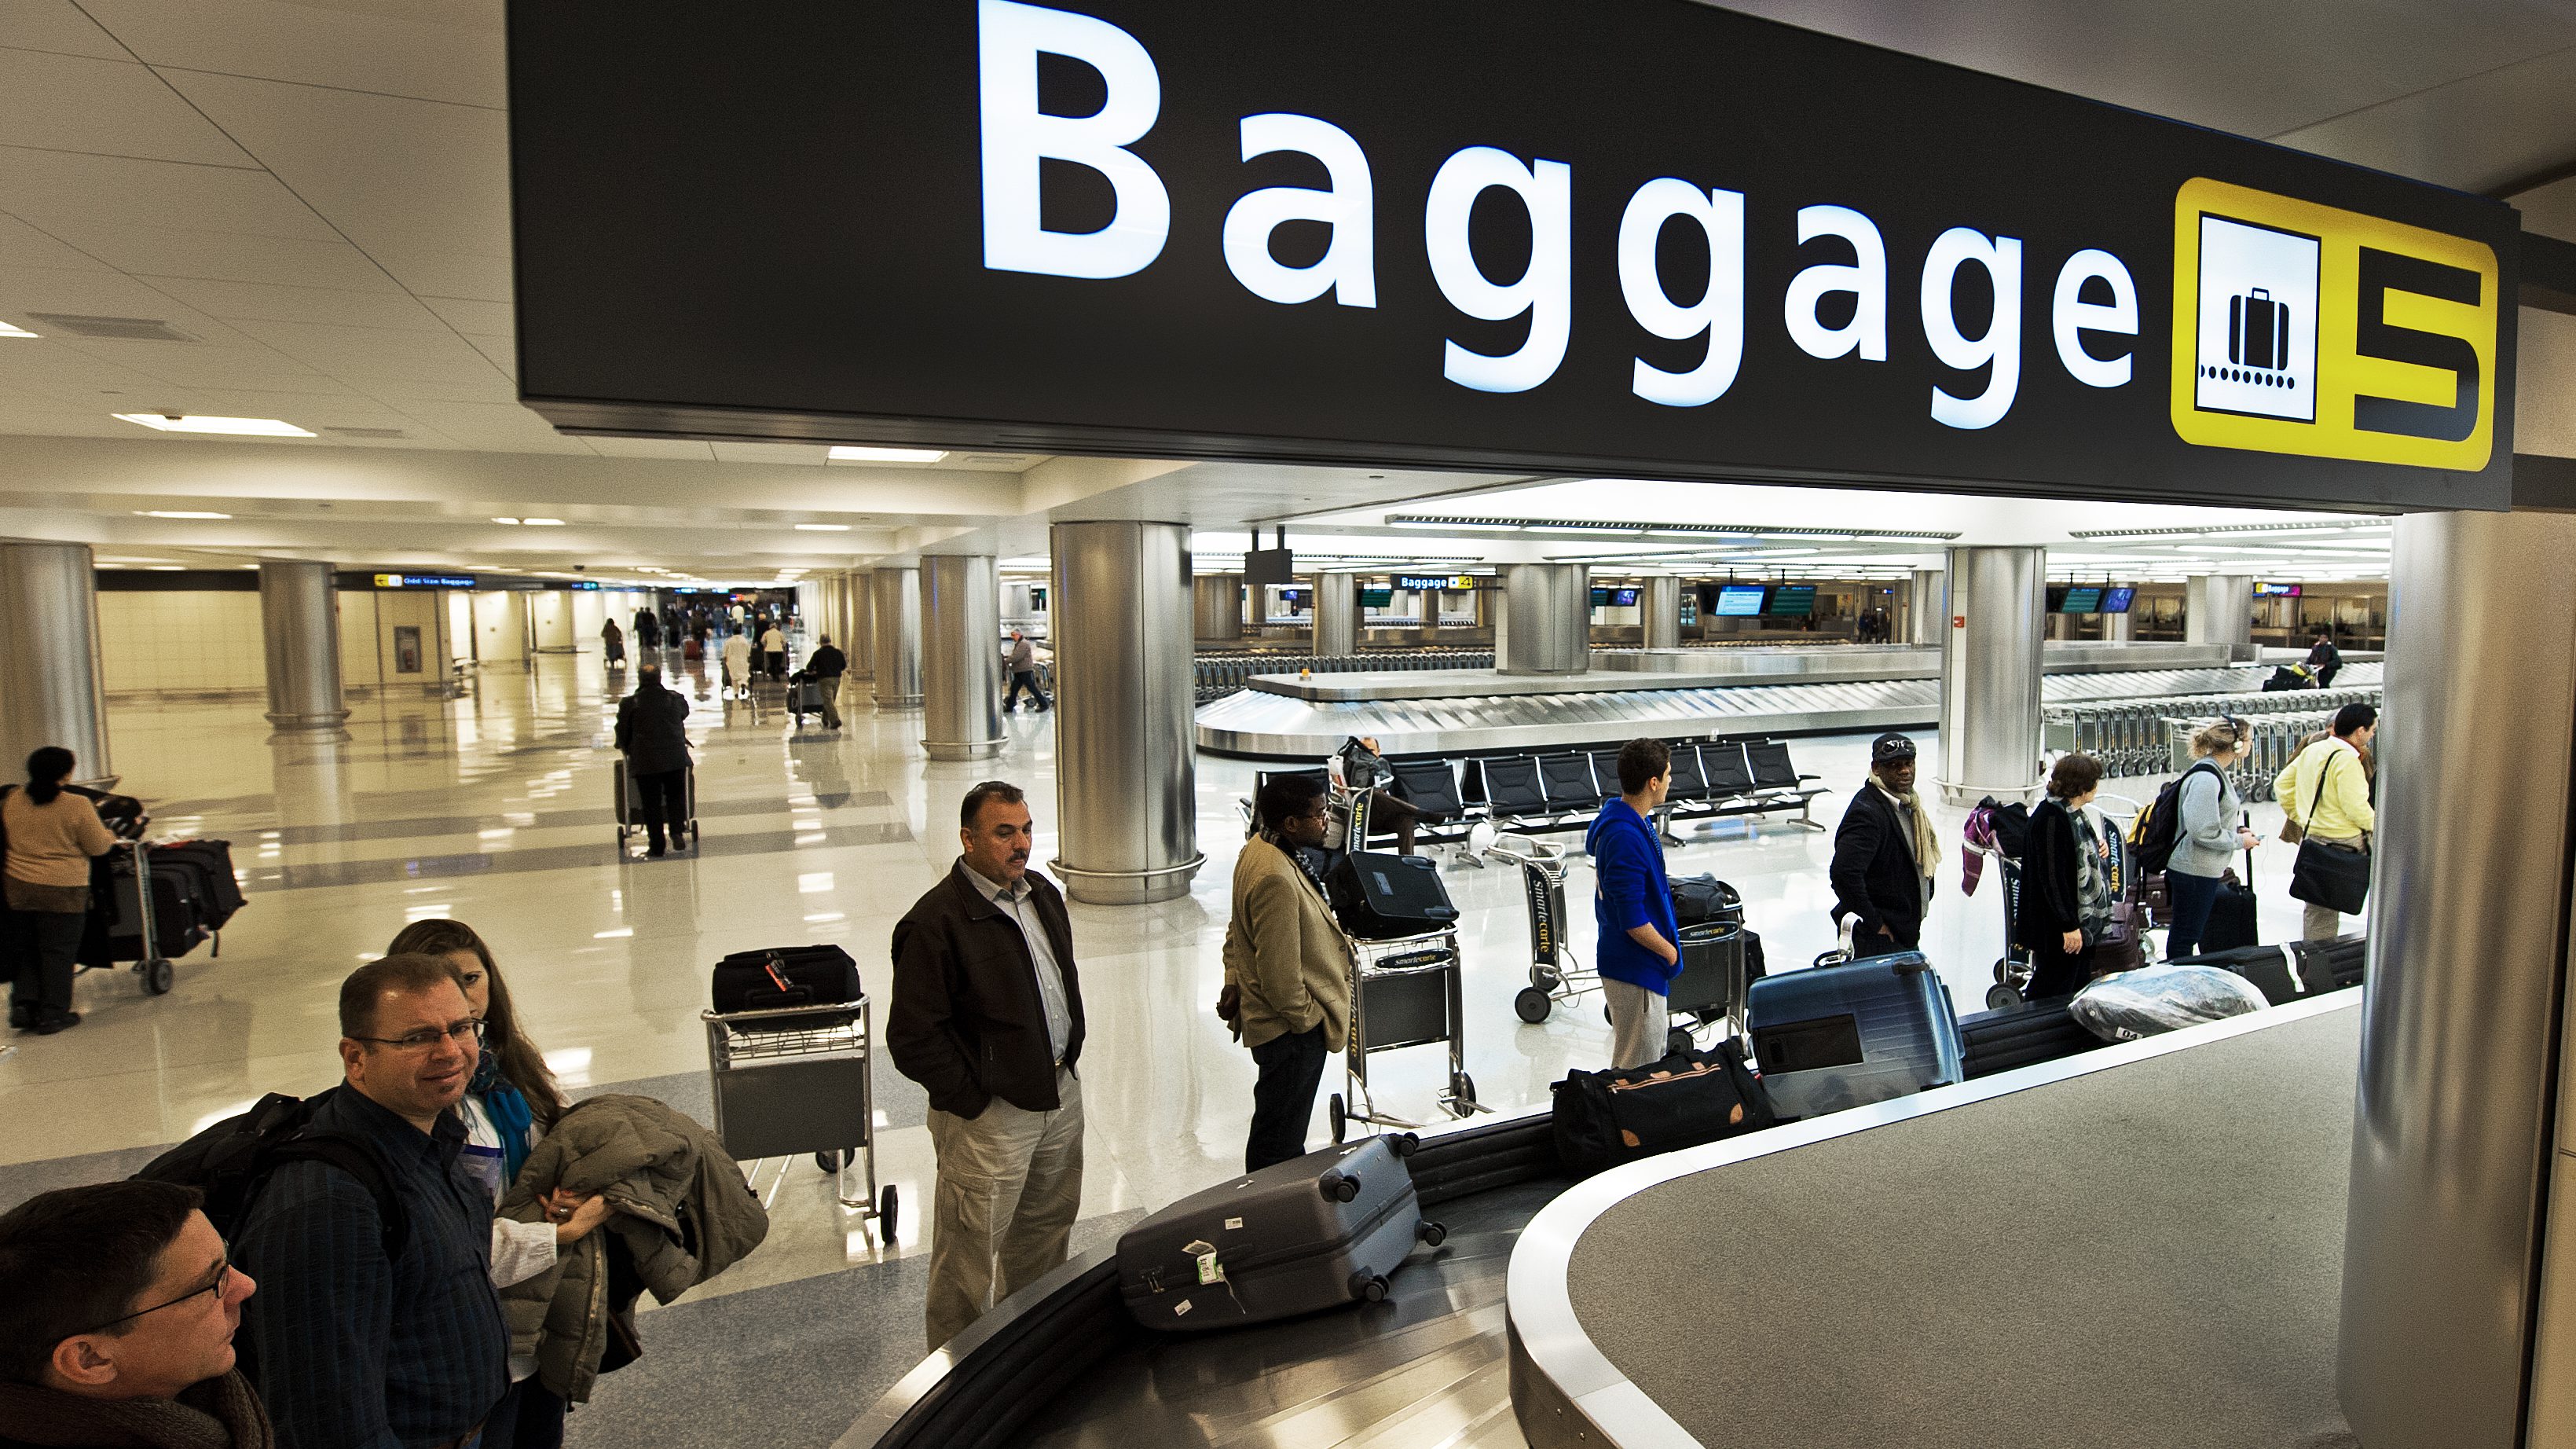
[{"x1": 923, "y1": 1066, "x2": 1084, "y2": 1350}]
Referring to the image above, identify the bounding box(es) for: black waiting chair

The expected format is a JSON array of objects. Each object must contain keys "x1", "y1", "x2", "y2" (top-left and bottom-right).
[
  {"x1": 1390, "y1": 758, "x2": 1467, "y2": 823},
  {"x1": 1538, "y1": 753, "x2": 1607, "y2": 817},
  {"x1": 1744, "y1": 740, "x2": 1829, "y2": 830},
  {"x1": 1703, "y1": 742, "x2": 1757, "y2": 799},
  {"x1": 1476, "y1": 756, "x2": 1549, "y2": 825},
  {"x1": 1662, "y1": 743, "x2": 1710, "y2": 802}
]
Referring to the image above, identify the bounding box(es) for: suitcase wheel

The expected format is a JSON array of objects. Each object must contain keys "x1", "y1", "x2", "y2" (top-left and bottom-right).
[
  {"x1": 1665, "y1": 1025, "x2": 1695, "y2": 1058},
  {"x1": 878, "y1": 1184, "x2": 900, "y2": 1242},
  {"x1": 1390, "y1": 1132, "x2": 1420, "y2": 1158},
  {"x1": 1417, "y1": 1220, "x2": 1446, "y2": 1249},
  {"x1": 142, "y1": 958, "x2": 173, "y2": 996},
  {"x1": 1328, "y1": 1094, "x2": 1347, "y2": 1146},
  {"x1": 1986, "y1": 984, "x2": 2023, "y2": 1011},
  {"x1": 1348, "y1": 1271, "x2": 1390, "y2": 1304},
  {"x1": 816, "y1": 1150, "x2": 848, "y2": 1174},
  {"x1": 1320, "y1": 1171, "x2": 1361, "y2": 1203},
  {"x1": 1514, "y1": 987, "x2": 1553, "y2": 1024},
  {"x1": 1452, "y1": 1073, "x2": 1476, "y2": 1112}
]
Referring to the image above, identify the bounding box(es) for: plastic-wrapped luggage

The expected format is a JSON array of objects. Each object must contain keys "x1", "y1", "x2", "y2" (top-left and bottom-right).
[
  {"x1": 1117, "y1": 1135, "x2": 1442, "y2": 1330},
  {"x1": 2068, "y1": 965, "x2": 2269, "y2": 1042},
  {"x1": 1746, "y1": 952, "x2": 1964, "y2": 1119}
]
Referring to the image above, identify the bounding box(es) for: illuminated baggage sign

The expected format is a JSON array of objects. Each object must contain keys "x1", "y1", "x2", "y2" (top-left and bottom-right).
[{"x1": 509, "y1": 0, "x2": 2518, "y2": 510}]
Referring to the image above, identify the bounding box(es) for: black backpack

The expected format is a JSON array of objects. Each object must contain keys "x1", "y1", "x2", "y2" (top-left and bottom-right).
[
  {"x1": 132, "y1": 1089, "x2": 409, "y2": 1256},
  {"x1": 2131, "y1": 760, "x2": 2222, "y2": 877}
]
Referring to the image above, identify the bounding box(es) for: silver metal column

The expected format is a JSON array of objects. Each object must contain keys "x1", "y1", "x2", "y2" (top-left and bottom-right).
[
  {"x1": 1049, "y1": 521, "x2": 1202, "y2": 905},
  {"x1": 2342, "y1": 510, "x2": 2576, "y2": 1449},
  {"x1": 1497, "y1": 563, "x2": 1590, "y2": 675},
  {"x1": 258, "y1": 559, "x2": 350, "y2": 733},
  {"x1": 870, "y1": 566, "x2": 922, "y2": 707},
  {"x1": 2102, "y1": 606, "x2": 2134, "y2": 642},
  {"x1": 846, "y1": 569, "x2": 875, "y2": 679},
  {"x1": 2185, "y1": 573, "x2": 2253, "y2": 647},
  {"x1": 0, "y1": 541, "x2": 113, "y2": 787},
  {"x1": 919, "y1": 555, "x2": 1004, "y2": 761},
  {"x1": 1643, "y1": 576, "x2": 1681, "y2": 650},
  {"x1": 1933, "y1": 546, "x2": 2044, "y2": 807},
  {"x1": 1193, "y1": 572, "x2": 1244, "y2": 643},
  {"x1": 1313, "y1": 573, "x2": 1358, "y2": 657},
  {"x1": 1909, "y1": 568, "x2": 1948, "y2": 646}
]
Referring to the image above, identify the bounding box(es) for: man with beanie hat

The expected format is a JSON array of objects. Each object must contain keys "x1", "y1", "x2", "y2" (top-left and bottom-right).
[{"x1": 1828, "y1": 733, "x2": 1940, "y2": 952}]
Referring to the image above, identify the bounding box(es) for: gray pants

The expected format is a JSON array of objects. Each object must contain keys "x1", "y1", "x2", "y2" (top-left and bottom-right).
[
  {"x1": 1604, "y1": 978, "x2": 1670, "y2": 1070},
  {"x1": 923, "y1": 1067, "x2": 1085, "y2": 1351}
]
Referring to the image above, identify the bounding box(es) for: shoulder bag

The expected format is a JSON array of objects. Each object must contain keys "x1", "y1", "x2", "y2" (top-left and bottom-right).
[{"x1": 2288, "y1": 753, "x2": 2370, "y2": 915}]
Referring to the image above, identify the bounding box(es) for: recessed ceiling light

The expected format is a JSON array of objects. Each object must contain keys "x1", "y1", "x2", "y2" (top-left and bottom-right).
[
  {"x1": 827, "y1": 446, "x2": 947, "y2": 463},
  {"x1": 0, "y1": 320, "x2": 35, "y2": 339},
  {"x1": 793, "y1": 523, "x2": 852, "y2": 532},
  {"x1": 144, "y1": 564, "x2": 186, "y2": 571},
  {"x1": 492, "y1": 516, "x2": 521, "y2": 525},
  {"x1": 135, "y1": 509, "x2": 232, "y2": 520},
  {"x1": 113, "y1": 413, "x2": 315, "y2": 437},
  {"x1": 520, "y1": 517, "x2": 566, "y2": 526}
]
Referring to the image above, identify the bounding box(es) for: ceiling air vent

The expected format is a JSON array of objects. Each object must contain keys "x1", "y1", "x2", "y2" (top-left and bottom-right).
[
  {"x1": 23, "y1": 313, "x2": 199, "y2": 342},
  {"x1": 321, "y1": 426, "x2": 408, "y2": 439},
  {"x1": 962, "y1": 454, "x2": 1025, "y2": 466}
]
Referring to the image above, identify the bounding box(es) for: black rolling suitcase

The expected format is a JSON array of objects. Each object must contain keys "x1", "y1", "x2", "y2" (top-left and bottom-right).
[
  {"x1": 2201, "y1": 867, "x2": 2259, "y2": 952},
  {"x1": 1552, "y1": 1040, "x2": 1775, "y2": 1179},
  {"x1": 1324, "y1": 850, "x2": 1458, "y2": 938},
  {"x1": 710, "y1": 944, "x2": 861, "y2": 1023},
  {"x1": 154, "y1": 842, "x2": 246, "y2": 930},
  {"x1": 1117, "y1": 1135, "x2": 1442, "y2": 1330},
  {"x1": 1960, "y1": 997, "x2": 2111, "y2": 1079}
]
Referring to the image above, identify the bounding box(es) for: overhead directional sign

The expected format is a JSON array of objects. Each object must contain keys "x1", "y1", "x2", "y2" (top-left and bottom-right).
[{"x1": 509, "y1": 0, "x2": 2519, "y2": 511}]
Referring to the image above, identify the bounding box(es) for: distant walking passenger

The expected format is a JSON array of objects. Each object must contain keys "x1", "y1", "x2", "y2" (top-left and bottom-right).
[
  {"x1": 1588, "y1": 739, "x2": 1679, "y2": 1070},
  {"x1": 2305, "y1": 633, "x2": 2343, "y2": 688},
  {"x1": 614, "y1": 665, "x2": 691, "y2": 858},
  {"x1": 2276, "y1": 703, "x2": 2376, "y2": 941},
  {"x1": 759, "y1": 623, "x2": 789, "y2": 682},
  {"x1": 5, "y1": 747, "x2": 117, "y2": 1036},
  {"x1": 1002, "y1": 631, "x2": 1050, "y2": 713},
  {"x1": 2018, "y1": 753, "x2": 2111, "y2": 1000},
  {"x1": 2160, "y1": 721, "x2": 2262, "y2": 960},
  {"x1": 1220, "y1": 772, "x2": 1348, "y2": 1172},
  {"x1": 633, "y1": 608, "x2": 659, "y2": 651},
  {"x1": 889, "y1": 782, "x2": 1086, "y2": 1352},
  {"x1": 1827, "y1": 732, "x2": 1939, "y2": 953},
  {"x1": 720, "y1": 631, "x2": 754, "y2": 699},
  {"x1": 802, "y1": 635, "x2": 847, "y2": 730},
  {"x1": 601, "y1": 618, "x2": 625, "y2": 667}
]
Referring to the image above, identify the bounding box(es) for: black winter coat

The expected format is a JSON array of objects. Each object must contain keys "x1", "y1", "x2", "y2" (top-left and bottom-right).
[
  {"x1": 1828, "y1": 784, "x2": 1927, "y2": 948},
  {"x1": 806, "y1": 644, "x2": 847, "y2": 678},
  {"x1": 2015, "y1": 798, "x2": 2089, "y2": 948},
  {"x1": 889, "y1": 863, "x2": 1086, "y2": 1119},
  {"x1": 614, "y1": 684, "x2": 691, "y2": 775}
]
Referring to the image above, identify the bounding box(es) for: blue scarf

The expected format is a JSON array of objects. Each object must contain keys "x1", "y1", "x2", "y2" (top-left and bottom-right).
[{"x1": 470, "y1": 1049, "x2": 536, "y2": 1186}]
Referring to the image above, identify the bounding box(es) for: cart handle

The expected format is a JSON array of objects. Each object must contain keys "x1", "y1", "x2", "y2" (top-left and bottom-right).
[{"x1": 700, "y1": 1000, "x2": 869, "y2": 1025}]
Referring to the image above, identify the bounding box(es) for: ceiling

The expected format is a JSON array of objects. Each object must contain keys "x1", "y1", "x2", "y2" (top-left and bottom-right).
[{"x1": 0, "y1": 0, "x2": 2568, "y2": 585}]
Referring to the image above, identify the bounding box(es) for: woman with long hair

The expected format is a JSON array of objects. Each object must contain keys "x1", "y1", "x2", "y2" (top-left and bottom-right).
[
  {"x1": 2017, "y1": 753, "x2": 2114, "y2": 1000},
  {"x1": 386, "y1": 918, "x2": 596, "y2": 1449},
  {"x1": 5, "y1": 747, "x2": 116, "y2": 1035}
]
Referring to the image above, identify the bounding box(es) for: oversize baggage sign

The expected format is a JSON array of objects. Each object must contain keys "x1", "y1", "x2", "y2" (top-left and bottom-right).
[{"x1": 509, "y1": 0, "x2": 2519, "y2": 511}]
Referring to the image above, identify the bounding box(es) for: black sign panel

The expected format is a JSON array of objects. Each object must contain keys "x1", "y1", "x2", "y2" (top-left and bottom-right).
[{"x1": 508, "y1": 0, "x2": 2519, "y2": 511}]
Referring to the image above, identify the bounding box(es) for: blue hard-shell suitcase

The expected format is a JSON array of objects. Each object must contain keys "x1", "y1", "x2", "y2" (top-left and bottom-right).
[{"x1": 1746, "y1": 952, "x2": 1964, "y2": 1119}]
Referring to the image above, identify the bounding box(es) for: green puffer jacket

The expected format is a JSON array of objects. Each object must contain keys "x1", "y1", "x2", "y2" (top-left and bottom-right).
[{"x1": 497, "y1": 1094, "x2": 769, "y2": 1401}]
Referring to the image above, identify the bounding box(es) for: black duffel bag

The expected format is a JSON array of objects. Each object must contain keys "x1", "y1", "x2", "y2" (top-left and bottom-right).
[
  {"x1": 2289, "y1": 838, "x2": 2370, "y2": 915},
  {"x1": 1551, "y1": 1040, "x2": 1775, "y2": 1179},
  {"x1": 710, "y1": 944, "x2": 862, "y2": 1021},
  {"x1": 1669, "y1": 872, "x2": 1741, "y2": 927}
]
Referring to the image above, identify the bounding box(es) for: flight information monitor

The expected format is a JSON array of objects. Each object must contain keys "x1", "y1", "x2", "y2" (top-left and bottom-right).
[
  {"x1": 1715, "y1": 585, "x2": 1768, "y2": 617},
  {"x1": 2056, "y1": 586, "x2": 2104, "y2": 614},
  {"x1": 2101, "y1": 586, "x2": 2137, "y2": 613},
  {"x1": 1765, "y1": 585, "x2": 1817, "y2": 617}
]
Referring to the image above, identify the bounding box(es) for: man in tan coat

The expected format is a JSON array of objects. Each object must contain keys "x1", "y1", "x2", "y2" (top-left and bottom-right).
[{"x1": 1219, "y1": 773, "x2": 1351, "y2": 1172}]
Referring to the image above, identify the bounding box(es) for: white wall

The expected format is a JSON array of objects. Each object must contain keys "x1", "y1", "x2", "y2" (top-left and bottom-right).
[
  {"x1": 97, "y1": 589, "x2": 265, "y2": 695},
  {"x1": 446, "y1": 591, "x2": 474, "y2": 666},
  {"x1": 571, "y1": 590, "x2": 606, "y2": 648},
  {"x1": 472, "y1": 590, "x2": 527, "y2": 662}
]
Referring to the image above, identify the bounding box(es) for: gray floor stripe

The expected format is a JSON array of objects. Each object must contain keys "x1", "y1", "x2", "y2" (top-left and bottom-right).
[
  {"x1": 245, "y1": 790, "x2": 896, "y2": 846},
  {"x1": 234, "y1": 821, "x2": 915, "y2": 890}
]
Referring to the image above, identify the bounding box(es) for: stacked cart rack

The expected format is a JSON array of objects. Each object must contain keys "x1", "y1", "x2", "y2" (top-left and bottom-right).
[{"x1": 702, "y1": 1000, "x2": 898, "y2": 1242}]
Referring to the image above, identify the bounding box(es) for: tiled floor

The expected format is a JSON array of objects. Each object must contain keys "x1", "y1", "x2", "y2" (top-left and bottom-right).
[{"x1": 0, "y1": 647, "x2": 2329, "y2": 1432}]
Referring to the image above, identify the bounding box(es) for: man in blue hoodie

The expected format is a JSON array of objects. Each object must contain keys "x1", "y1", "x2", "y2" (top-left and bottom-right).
[{"x1": 1587, "y1": 738, "x2": 1680, "y2": 1069}]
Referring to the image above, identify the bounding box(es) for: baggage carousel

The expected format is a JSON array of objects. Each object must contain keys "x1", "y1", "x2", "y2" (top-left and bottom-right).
[{"x1": 1194, "y1": 655, "x2": 2383, "y2": 759}]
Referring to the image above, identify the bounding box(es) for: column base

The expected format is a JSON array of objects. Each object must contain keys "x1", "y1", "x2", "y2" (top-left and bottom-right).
[
  {"x1": 873, "y1": 693, "x2": 923, "y2": 709},
  {"x1": 1050, "y1": 853, "x2": 1205, "y2": 906},
  {"x1": 265, "y1": 710, "x2": 351, "y2": 732},
  {"x1": 922, "y1": 737, "x2": 1006, "y2": 761}
]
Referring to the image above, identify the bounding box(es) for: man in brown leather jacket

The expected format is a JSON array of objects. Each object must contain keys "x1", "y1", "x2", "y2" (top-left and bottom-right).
[{"x1": 888, "y1": 780, "x2": 1086, "y2": 1351}]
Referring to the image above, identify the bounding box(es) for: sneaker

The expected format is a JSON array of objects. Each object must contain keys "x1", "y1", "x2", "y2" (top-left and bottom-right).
[{"x1": 32, "y1": 1011, "x2": 80, "y2": 1035}]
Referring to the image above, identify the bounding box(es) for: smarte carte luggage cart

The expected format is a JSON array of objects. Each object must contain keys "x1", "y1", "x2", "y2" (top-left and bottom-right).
[
  {"x1": 83, "y1": 838, "x2": 179, "y2": 996},
  {"x1": 1328, "y1": 923, "x2": 1486, "y2": 1145},
  {"x1": 1497, "y1": 835, "x2": 1600, "y2": 1027},
  {"x1": 1973, "y1": 793, "x2": 2150, "y2": 1010},
  {"x1": 613, "y1": 760, "x2": 699, "y2": 853},
  {"x1": 701, "y1": 1000, "x2": 898, "y2": 1242}
]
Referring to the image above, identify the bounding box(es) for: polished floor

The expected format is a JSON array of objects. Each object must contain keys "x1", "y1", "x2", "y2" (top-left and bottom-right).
[{"x1": 0, "y1": 646, "x2": 2329, "y2": 1444}]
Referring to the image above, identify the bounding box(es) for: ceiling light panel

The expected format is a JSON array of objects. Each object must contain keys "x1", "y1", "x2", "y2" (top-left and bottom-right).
[
  {"x1": 114, "y1": 414, "x2": 315, "y2": 437},
  {"x1": 793, "y1": 523, "x2": 852, "y2": 531},
  {"x1": 136, "y1": 510, "x2": 232, "y2": 520},
  {"x1": 827, "y1": 446, "x2": 947, "y2": 463}
]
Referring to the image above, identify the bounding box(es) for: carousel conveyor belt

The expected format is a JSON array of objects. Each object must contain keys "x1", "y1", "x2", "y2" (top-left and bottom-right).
[{"x1": 1193, "y1": 661, "x2": 2383, "y2": 759}]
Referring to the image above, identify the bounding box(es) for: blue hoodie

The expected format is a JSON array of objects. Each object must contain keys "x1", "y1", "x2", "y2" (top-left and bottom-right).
[{"x1": 1587, "y1": 797, "x2": 1679, "y2": 993}]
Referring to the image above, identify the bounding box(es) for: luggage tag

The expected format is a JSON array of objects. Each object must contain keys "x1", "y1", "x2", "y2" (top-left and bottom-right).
[{"x1": 1184, "y1": 1238, "x2": 1226, "y2": 1285}]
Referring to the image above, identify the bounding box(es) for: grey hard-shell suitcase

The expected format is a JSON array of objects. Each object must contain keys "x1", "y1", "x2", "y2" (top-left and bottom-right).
[{"x1": 1116, "y1": 1135, "x2": 1445, "y2": 1330}]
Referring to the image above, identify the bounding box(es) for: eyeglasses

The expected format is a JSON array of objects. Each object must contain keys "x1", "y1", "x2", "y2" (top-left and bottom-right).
[
  {"x1": 355, "y1": 1018, "x2": 487, "y2": 1053},
  {"x1": 76, "y1": 1258, "x2": 236, "y2": 1335}
]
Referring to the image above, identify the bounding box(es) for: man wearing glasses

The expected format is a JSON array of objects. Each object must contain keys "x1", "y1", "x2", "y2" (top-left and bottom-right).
[
  {"x1": 1218, "y1": 772, "x2": 1350, "y2": 1172},
  {"x1": 233, "y1": 954, "x2": 513, "y2": 1449},
  {"x1": 0, "y1": 1179, "x2": 270, "y2": 1447}
]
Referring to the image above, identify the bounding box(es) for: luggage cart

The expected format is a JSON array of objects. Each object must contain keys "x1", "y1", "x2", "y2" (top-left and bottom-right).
[
  {"x1": 80, "y1": 839, "x2": 178, "y2": 996},
  {"x1": 1327, "y1": 926, "x2": 1484, "y2": 1145},
  {"x1": 785, "y1": 673, "x2": 831, "y2": 730},
  {"x1": 1666, "y1": 919, "x2": 1751, "y2": 1053},
  {"x1": 1972, "y1": 794, "x2": 2152, "y2": 1011},
  {"x1": 613, "y1": 760, "x2": 699, "y2": 853},
  {"x1": 1496, "y1": 835, "x2": 1601, "y2": 1026},
  {"x1": 702, "y1": 1000, "x2": 898, "y2": 1242}
]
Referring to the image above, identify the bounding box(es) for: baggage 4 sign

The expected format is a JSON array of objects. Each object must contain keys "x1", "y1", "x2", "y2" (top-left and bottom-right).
[{"x1": 508, "y1": 0, "x2": 2521, "y2": 510}]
